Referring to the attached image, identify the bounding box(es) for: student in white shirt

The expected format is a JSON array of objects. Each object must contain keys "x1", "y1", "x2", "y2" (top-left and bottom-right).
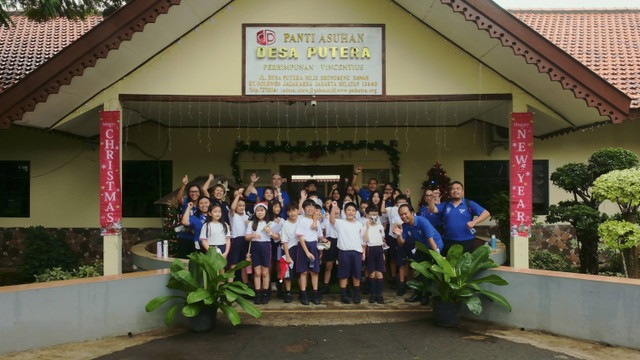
[
  {"x1": 228, "y1": 189, "x2": 249, "y2": 285},
  {"x1": 363, "y1": 206, "x2": 386, "y2": 304},
  {"x1": 280, "y1": 202, "x2": 300, "y2": 303},
  {"x1": 199, "y1": 204, "x2": 231, "y2": 258},
  {"x1": 295, "y1": 199, "x2": 324, "y2": 305},
  {"x1": 329, "y1": 201, "x2": 365, "y2": 304}
]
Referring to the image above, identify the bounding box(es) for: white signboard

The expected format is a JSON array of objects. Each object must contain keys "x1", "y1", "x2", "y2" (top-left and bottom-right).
[{"x1": 244, "y1": 25, "x2": 385, "y2": 96}]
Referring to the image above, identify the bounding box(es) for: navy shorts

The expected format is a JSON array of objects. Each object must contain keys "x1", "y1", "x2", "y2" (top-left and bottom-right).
[
  {"x1": 337, "y1": 250, "x2": 363, "y2": 279},
  {"x1": 323, "y1": 237, "x2": 338, "y2": 262},
  {"x1": 396, "y1": 238, "x2": 415, "y2": 266},
  {"x1": 366, "y1": 246, "x2": 386, "y2": 273},
  {"x1": 284, "y1": 245, "x2": 298, "y2": 280},
  {"x1": 215, "y1": 244, "x2": 227, "y2": 256},
  {"x1": 228, "y1": 236, "x2": 247, "y2": 265},
  {"x1": 296, "y1": 241, "x2": 320, "y2": 273},
  {"x1": 250, "y1": 241, "x2": 271, "y2": 268}
]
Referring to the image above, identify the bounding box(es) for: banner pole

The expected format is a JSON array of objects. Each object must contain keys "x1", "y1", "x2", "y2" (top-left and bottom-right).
[
  {"x1": 509, "y1": 112, "x2": 534, "y2": 269},
  {"x1": 100, "y1": 110, "x2": 123, "y2": 275}
]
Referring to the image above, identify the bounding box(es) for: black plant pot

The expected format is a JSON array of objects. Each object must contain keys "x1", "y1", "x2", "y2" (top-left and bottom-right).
[
  {"x1": 189, "y1": 306, "x2": 218, "y2": 332},
  {"x1": 433, "y1": 298, "x2": 462, "y2": 326}
]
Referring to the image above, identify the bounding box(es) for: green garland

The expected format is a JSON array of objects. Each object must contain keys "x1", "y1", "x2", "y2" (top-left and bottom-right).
[{"x1": 231, "y1": 142, "x2": 400, "y2": 187}]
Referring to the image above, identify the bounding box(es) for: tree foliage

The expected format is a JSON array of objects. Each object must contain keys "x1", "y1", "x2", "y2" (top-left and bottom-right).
[
  {"x1": 593, "y1": 167, "x2": 640, "y2": 278},
  {"x1": 1, "y1": 0, "x2": 126, "y2": 27},
  {"x1": 593, "y1": 168, "x2": 640, "y2": 216},
  {"x1": 547, "y1": 148, "x2": 639, "y2": 275},
  {"x1": 549, "y1": 163, "x2": 594, "y2": 205},
  {"x1": 547, "y1": 201, "x2": 605, "y2": 235},
  {"x1": 588, "y1": 148, "x2": 639, "y2": 180}
]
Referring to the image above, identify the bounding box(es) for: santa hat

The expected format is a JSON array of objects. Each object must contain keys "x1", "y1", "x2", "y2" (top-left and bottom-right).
[{"x1": 254, "y1": 202, "x2": 268, "y2": 211}]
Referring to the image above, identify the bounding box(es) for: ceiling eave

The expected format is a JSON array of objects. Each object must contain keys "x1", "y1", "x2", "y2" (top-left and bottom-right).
[{"x1": 0, "y1": 0, "x2": 182, "y2": 129}]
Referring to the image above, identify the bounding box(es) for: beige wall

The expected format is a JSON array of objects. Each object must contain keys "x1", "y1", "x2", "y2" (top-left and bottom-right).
[
  {"x1": 0, "y1": 127, "x2": 99, "y2": 228},
  {"x1": 2, "y1": 119, "x2": 638, "y2": 228}
]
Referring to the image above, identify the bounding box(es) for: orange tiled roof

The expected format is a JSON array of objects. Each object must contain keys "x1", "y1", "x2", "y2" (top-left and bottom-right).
[
  {"x1": 512, "y1": 9, "x2": 640, "y2": 109},
  {"x1": 0, "y1": 16, "x2": 102, "y2": 93},
  {"x1": 0, "y1": 10, "x2": 639, "y2": 109}
]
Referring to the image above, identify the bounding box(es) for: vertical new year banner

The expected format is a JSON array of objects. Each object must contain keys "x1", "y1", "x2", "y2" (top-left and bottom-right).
[
  {"x1": 510, "y1": 112, "x2": 534, "y2": 237},
  {"x1": 99, "y1": 111, "x2": 122, "y2": 235}
]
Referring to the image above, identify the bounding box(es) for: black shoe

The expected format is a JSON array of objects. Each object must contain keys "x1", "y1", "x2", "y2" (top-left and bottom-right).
[
  {"x1": 319, "y1": 284, "x2": 330, "y2": 295},
  {"x1": 254, "y1": 290, "x2": 262, "y2": 305},
  {"x1": 284, "y1": 291, "x2": 293, "y2": 303},
  {"x1": 300, "y1": 291, "x2": 309, "y2": 305},
  {"x1": 276, "y1": 282, "x2": 284, "y2": 299},
  {"x1": 396, "y1": 283, "x2": 406, "y2": 296},
  {"x1": 420, "y1": 295, "x2": 430, "y2": 306},
  {"x1": 353, "y1": 289, "x2": 361, "y2": 304},
  {"x1": 405, "y1": 292, "x2": 421, "y2": 303},
  {"x1": 340, "y1": 289, "x2": 351, "y2": 304},
  {"x1": 376, "y1": 295, "x2": 385, "y2": 304},
  {"x1": 369, "y1": 294, "x2": 377, "y2": 303},
  {"x1": 389, "y1": 279, "x2": 397, "y2": 290},
  {"x1": 312, "y1": 291, "x2": 321, "y2": 305},
  {"x1": 261, "y1": 290, "x2": 270, "y2": 304}
]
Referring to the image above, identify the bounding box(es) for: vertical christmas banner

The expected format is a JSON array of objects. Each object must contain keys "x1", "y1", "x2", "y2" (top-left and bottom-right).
[
  {"x1": 510, "y1": 112, "x2": 533, "y2": 237},
  {"x1": 100, "y1": 111, "x2": 122, "y2": 235}
]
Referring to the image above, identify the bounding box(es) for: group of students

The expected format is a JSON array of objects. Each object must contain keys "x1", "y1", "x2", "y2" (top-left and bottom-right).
[{"x1": 173, "y1": 168, "x2": 489, "y2": 306}]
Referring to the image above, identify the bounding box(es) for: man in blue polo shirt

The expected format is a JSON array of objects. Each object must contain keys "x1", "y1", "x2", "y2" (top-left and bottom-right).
[
  {"x1": 392, "y1": 203, "x2": 443, "y2": 305},
  {"x1": 350, "y1": 166, "x2": 379, "y2": 201},
  {"x1": 428, "y1": 181, "x2": 490, "y2": 255}
]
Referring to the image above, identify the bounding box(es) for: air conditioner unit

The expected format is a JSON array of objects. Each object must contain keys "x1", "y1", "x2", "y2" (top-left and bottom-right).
[{"x1": 491, "y1": 125, "x2": 509, "y2": 143}]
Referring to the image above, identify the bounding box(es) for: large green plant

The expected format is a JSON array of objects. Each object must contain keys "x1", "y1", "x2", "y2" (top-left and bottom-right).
[
  {"x1": 408, "y1": 243, "x2": 511, "y2": 316},
  {"x1": 146, "y1": 249, "x2": 261, "y2": 326},
  {"x1": 593, "y1": 167, "x2": 640, "y2": 278}
]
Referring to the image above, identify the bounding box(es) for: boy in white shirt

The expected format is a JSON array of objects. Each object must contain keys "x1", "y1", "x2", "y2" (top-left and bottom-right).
[
  {"x1": 364, "y1": 206, "x2": 386, "y2": 304},
  {"x1": 329, "y1": 201, "x2": 365, "y2": 304},
  {"x1": 280, "y1": 202, "x2": 300, "y2": 303},
  {"x1": 296, "y1": 199, "x2": 324, "y2": 305}
]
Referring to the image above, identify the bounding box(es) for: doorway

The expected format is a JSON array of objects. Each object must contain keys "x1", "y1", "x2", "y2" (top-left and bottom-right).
[{"x1": 280, "y1": 165, "x2": 353, "y2": 200}]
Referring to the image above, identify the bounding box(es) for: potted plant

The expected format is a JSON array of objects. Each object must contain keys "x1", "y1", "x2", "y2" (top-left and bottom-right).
[
  {"x1": 145, "y1": 248, "x2": 261, "y2": 331},
  {"x1": 408, "y1": 243, "x2": 511, "y2": 326}
]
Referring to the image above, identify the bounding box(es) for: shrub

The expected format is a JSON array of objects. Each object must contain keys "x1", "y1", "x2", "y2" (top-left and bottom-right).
[
  {"x1": 20, "y1": 226, "x2": 78, "y2": 282},
  {"x1": 34, "y1": 267, "x2": 73, "y2": 282},
  {"x1": 34, "y1": 261, "x2": 103, "y2": 283},
  {"x1": 74, "y1": 261, "x2": 103, "y2": 278},
  {"x1": 529, "y1": 250, "x2": 573, "y2": 272}
]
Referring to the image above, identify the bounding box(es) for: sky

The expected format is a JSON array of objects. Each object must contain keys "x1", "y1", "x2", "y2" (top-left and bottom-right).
[{"x1": 493, "y1": 0, "x2": 640, "y2": 9}]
